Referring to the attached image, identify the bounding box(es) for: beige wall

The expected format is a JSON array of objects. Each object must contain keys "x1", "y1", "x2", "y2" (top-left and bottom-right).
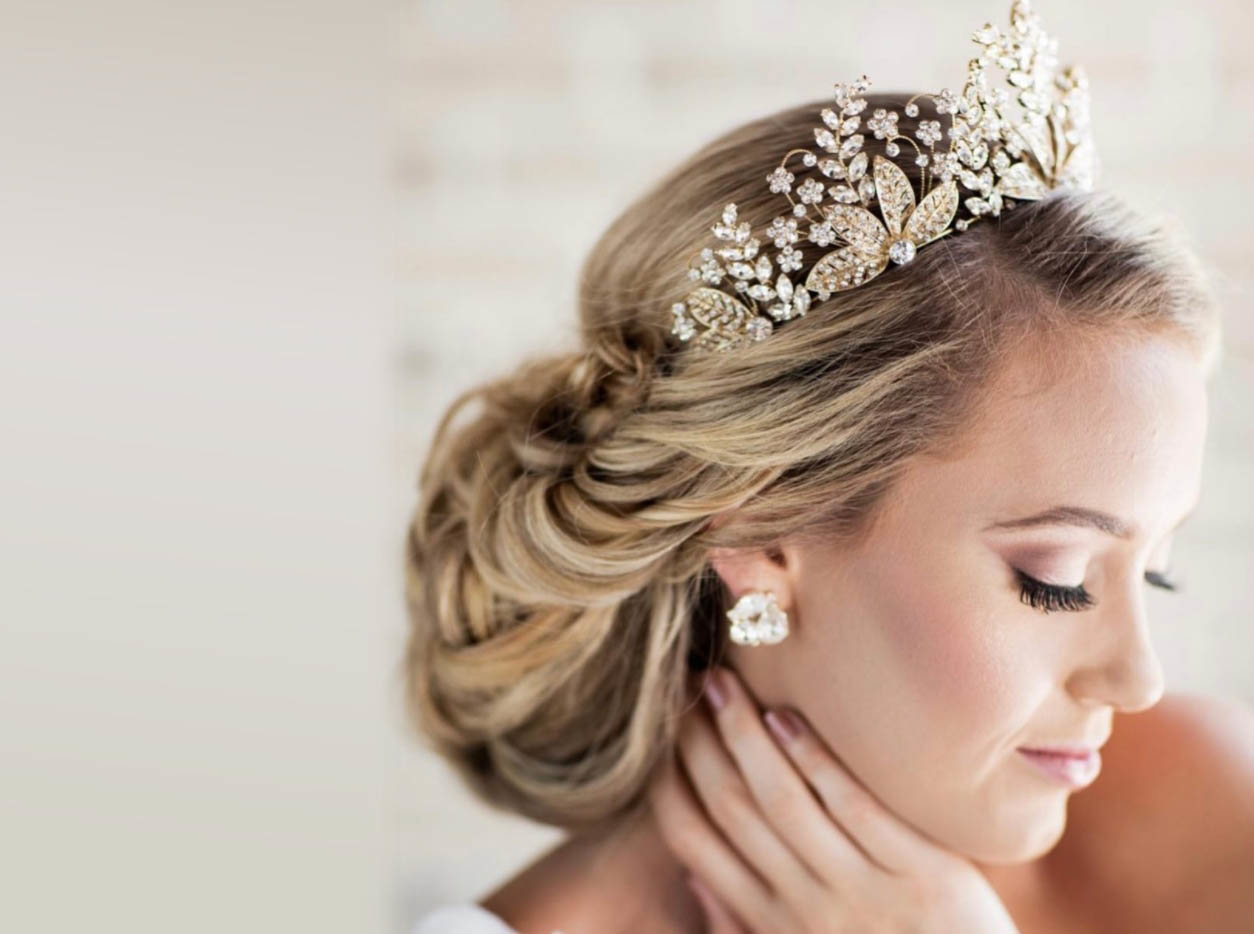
[
  {"x1": 399, "y1": 0, "x2": 1254, "y2": 929},
  {"x1": 3, "y1": 2, "x2": 393, "y2": 932}
]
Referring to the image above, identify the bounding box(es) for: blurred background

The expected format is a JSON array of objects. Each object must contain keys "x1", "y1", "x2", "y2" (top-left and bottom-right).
[{"x1": 3, "y1": 1, "x2": 1250, "y2": 932}]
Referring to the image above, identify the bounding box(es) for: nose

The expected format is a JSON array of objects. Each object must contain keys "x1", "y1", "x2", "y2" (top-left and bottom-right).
[{"x1": 1064, "y1": 575, "x2": 1166, "y2": 714}]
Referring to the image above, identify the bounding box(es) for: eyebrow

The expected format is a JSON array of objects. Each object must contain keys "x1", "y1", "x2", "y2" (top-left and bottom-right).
[{"x1": 983, "y1": 504, "x2": 1197, "y2": 541}]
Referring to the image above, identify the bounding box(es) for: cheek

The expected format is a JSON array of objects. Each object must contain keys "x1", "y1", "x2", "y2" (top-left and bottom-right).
[
  {"x1": 887, "y1": 592, "x2": 999, "y2": 711},
  {"x1": 790, "y1": 541, "x2": 1061, "y2": 859},
  {"x1": 867, "y1": 554, "x2": 1029, "y2": 747},
  {"x1": 790, "y1": 541, "x2": 1040, "y2": 771}
]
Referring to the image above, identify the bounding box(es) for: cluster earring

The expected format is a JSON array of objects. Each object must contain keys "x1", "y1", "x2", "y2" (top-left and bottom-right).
[{"x1": 726, "y1": 590, "x2": 790, "y2": 646}]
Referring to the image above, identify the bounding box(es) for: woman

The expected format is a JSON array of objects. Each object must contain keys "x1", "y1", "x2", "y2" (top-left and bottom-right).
[{"x1": 405, "y1": 4, "x2": 1251, "y2": 931}]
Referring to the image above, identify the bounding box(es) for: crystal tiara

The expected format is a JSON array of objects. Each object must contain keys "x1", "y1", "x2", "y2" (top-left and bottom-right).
[{"x1": 668, "y1": 0, "x2": 1099, "y2": 354}]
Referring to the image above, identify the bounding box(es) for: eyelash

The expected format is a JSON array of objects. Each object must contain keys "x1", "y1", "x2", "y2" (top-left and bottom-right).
[{"x1": 1014, "y1": 567, "x2": 1180, "y2": 614}]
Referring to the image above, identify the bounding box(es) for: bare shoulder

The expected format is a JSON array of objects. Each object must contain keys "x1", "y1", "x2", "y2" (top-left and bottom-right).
[{"x1": 1067, "y1": 691, "x2": 1254, "y2": 930}]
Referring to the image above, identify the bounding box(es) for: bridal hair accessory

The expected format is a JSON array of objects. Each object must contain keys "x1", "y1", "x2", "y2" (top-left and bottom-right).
[
  {"x1": 669, "y1": 0, "x2": 1098, "y2": 354},
  {"x1": 726, "y1": 590, "x2": 790, "y2": 646}
]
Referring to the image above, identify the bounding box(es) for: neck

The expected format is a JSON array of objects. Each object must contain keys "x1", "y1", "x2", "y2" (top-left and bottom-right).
[
  {"x1": 482, "y1": 805, "x2": 705, "y2": 934},
  {"x1": 483, "y1": 804, "x2": 1088, "y2": 934}
]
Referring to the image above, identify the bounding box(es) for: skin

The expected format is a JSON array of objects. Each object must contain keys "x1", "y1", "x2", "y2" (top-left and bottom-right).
[
  {"x1": 480, "y1": 330, "x2": 1236, "y2": 932},
  {"x1": 708, "y1": 328, "x2": 1206, "y2": 869}
]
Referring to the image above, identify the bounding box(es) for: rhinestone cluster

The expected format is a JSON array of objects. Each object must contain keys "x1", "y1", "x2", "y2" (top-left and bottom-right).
[
  {"x1": 726, "y1": 591, "x2": 790, "y2": 647},
  {"x1": 670, "y1": 0, "x2": 1099, "y2": 354}
]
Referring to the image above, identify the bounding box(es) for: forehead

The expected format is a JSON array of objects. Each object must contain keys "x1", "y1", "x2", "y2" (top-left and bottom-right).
[{"x1": 900, "y1": 332, "x2": 1208, "y2": 537}]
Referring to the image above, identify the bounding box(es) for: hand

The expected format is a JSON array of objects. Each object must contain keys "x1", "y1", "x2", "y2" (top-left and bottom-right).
[{"x1": 647, "y1": 665, "x2": 1022, "y2": 934}]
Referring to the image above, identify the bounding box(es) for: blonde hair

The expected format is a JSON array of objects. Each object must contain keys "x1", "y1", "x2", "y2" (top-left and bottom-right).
[{"x1": 402, "y1": 95, "x2": 1223, "y2": 830}]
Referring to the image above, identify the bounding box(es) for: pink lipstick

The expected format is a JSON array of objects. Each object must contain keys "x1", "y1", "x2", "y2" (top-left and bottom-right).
[{"x1": 1016, "y1": 747, "x2": 1101, "y2": 788}]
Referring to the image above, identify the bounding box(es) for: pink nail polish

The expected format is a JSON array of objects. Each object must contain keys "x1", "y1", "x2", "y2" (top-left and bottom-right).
[
  {"x1": 765, "y1": 709, "x2": 800, "y2": 742},
  {"x1": 703, "y1": 669, "x2": 728, "y2": 711}
]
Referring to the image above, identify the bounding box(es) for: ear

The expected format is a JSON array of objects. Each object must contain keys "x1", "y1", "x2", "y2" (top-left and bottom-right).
[{"x1": 706, "y1": 513, "x2": 801, "y2": 615}]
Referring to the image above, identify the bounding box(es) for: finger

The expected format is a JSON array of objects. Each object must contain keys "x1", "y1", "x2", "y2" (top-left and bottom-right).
[
  {"x1": 760, "y1": 700, "x2": 937, "y2": 875},
  {"x1": 646, "y1": 748, "x2": 777, "y2": 932},
  {"x1": 699, "y1": 666, "x2": 883, "y2": 883},
  {"x1": 686, "y1": 872, "x2": 749, "y2": 934},
  {"x1": 676, "y1": 702, "x2": 820, "y2": 905}
]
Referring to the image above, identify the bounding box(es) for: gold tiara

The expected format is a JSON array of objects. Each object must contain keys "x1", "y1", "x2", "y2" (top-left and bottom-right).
[{"x1": 669, "y1": 0, "x2": 1099, "y2": 354}]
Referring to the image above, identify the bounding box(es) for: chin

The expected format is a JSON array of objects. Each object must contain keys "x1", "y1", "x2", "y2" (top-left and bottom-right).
[
  {"x1": 953, "y1": 804, "x2": 1069, "y2": 865},
  {"x1": 1018, "y1": 816, "x2": 1069, "y2": 861}
]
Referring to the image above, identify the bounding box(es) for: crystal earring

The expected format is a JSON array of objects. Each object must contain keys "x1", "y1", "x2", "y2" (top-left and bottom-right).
[{"x1": 726, "y1": 590, "x2": 790, "y2": 646}]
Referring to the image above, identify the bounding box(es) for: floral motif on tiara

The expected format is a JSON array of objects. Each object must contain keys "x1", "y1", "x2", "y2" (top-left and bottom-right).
[{"x1": 669, "y1": 0, "x2": 1099, "y2": 354}]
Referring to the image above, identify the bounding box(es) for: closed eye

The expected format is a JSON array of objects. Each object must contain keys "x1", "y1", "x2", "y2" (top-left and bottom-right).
[{"x1": 1014, "y1": 567, "x2": 1180, "y2": 614}]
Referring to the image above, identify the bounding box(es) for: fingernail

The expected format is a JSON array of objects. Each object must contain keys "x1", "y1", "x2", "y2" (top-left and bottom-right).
[
  {"x1": 764, "y1": 708, "x2": 801, "y2": 742},
  {"x1": 686, "y1": 872, "x2": 715, "y2": 907},
  {"x1": 703, "y1": 668, "x2": 728, "y2": 711}
]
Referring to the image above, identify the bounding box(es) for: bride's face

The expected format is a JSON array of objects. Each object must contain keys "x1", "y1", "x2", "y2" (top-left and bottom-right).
[{"x1": 713, "y1": 332, "x2": 1209, "y2": 864}]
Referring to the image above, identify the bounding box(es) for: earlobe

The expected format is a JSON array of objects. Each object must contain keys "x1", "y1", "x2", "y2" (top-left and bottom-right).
[
  {"x1": 708, "y1": 546, "x2": 793, "y2": 601},
  {"x1": 705, "y1": 537, "x2": 803, "y2": 649}
]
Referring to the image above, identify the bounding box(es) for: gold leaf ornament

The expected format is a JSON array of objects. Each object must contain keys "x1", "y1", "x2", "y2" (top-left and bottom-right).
[
  {"x1": 671, "y1": 286, "x2": 772, "y2": 351},
  {"x1": 805, "y1": 157, "x2": 959, "y2": 294},
  {"x1": 805, "y1": 244, "x2": 887, "y2": 294},
  {"x1": 872, "y1": 155, "x2": 914, "y2": 236},
  {"x1": 822, "y1": 202, "x2": 888, "y2": 255},
  {"x1": 993, "y1": 160, "x2": 1047, "y2": 200},
  {"x1": 903, "y1": 178, "x2": 959, "y2": 245}
]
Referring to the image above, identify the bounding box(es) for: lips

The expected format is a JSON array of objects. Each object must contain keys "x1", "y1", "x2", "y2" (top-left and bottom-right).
[
  {"x1": 1017, "y1": 747, "x2": 1102, "y2": 787},
  {"x1": 1018, "y1": 744, "x2": 1099, "y2": 758}
]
